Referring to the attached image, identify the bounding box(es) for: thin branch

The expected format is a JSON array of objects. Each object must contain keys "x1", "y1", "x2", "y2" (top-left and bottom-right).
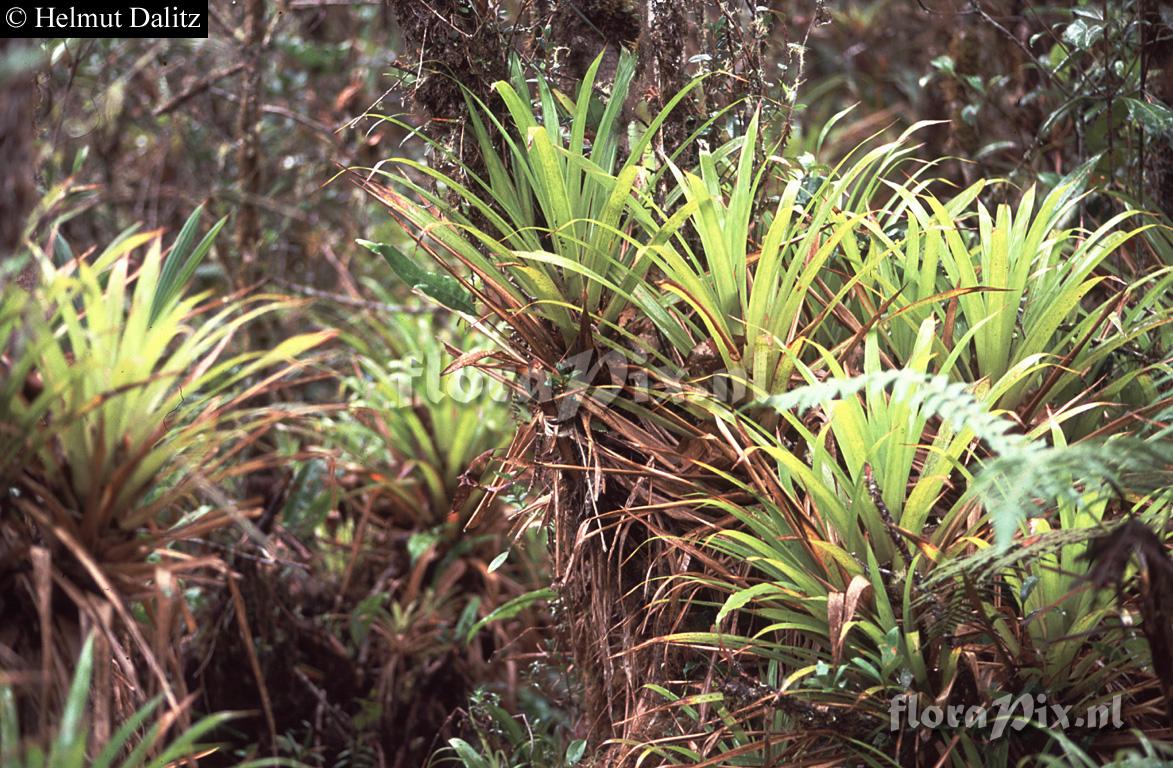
[{"x1": 153, "y1": 61, "x2": 246, "y2": 117}]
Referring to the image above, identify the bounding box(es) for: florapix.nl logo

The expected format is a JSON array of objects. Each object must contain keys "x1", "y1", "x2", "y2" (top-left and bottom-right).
[{"x1": 889, "y1": 692, "x2": 1124, "y2": 739}]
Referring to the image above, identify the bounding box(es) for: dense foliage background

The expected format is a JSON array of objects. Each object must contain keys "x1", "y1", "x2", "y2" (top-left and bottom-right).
[{"x1": 1, "y1": 1, "x2": 1171, "y2": 767}]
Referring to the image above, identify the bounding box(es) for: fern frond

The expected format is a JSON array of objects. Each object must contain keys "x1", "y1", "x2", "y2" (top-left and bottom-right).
[{"x1": 756, "y1": 370, "x2": 1172, "y2": 545}]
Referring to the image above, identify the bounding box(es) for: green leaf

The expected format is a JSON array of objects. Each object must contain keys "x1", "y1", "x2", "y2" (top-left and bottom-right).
[
  {"x1": 929, "y1": 55, "x2": 955, "y2": 76},
  {"x1": 715, "y1": 582, "x2": 782, "y2": 625},
  {"x1": 52, "y1": 232, "x2": 74, "y2": 267},
  {"x1": 144, "y1": 711, "x2": 244, "y2": 768},
  {"x1": 566, "y1": 739, "x2": 587, "y2": 765},
  {"x1": 447, "y1": 738, "x2": 488, "y2": 768},
  {"x1": 349, "y1": 593, "x2": 388, "y2": 647},
  {"x1": 465, "y1": 588, "x2": 555, "y2": 644},
  {"x1": 454, "y1": 597, "x2": 481, "y2": 643},
  {"x1": 47, "y1": 634, "x2": 95, "y2": 768},
  {"x1": 407, "y1": 528, "x2": 441, "y2": 564},
  {"x1": 151, "y1": 206, "x2": 224, "y2": 325},
  {"x1": 1125, "y1": 98, "x2": 1173, "y2": 137},
  {"x1": 92, "y1": 698, "x2": 163, "y2": 768},
  {"x1": 1019, "y1": 575, "x2": 1040, "y2": 603},
  {"x1": 1, "y1": 685, "x2": 19, "y2": 767},
  {"x1": 487, "y1": 550, "x2": 508, "y2": 573},
  {"x1": 357, "y1": 239, "x2": 476, "y2": 314},
  {"x1": 71, "y1": 145, "x2": 89, "y2": 175},
  {"x1": 1062, "y1": 18, "x2": 1102, "y2": 50}
]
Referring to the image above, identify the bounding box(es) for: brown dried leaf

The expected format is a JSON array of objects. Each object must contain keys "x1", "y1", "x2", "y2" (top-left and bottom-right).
[{"x1": 828, "y1": 575, "x2": 872, "y2": 665}]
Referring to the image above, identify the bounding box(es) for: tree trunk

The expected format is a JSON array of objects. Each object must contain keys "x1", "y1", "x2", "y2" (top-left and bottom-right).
[
  {"x1": 236, "y1": 0, "x2": 265, "y2": 289},
  {"x1": 0, "y1": 39, "x2": 39, "y2": 289}
]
